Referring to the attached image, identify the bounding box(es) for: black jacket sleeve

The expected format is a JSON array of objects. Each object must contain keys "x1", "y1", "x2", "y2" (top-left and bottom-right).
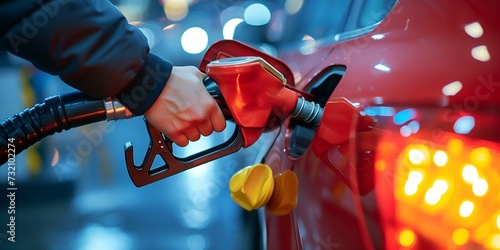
[{"x1": 0, "y1": 0, "x2": 172, "y2": 115}]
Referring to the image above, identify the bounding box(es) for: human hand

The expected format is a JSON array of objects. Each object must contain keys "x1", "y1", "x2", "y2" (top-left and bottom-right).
[{"x1": 144, "y1": 66, "x2": 226, "y2": 147}]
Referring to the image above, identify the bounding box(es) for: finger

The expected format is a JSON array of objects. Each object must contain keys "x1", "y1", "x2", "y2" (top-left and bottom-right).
[
  {"x1": 197, "y1": 120, "x2": 214, "y2": 137},
  {"x1": 210, "y1": 101, "x2": 227, "y2": 132},
  {"x1": 184, "y1": 128, "x2": 201, "y2": 142},
  {"x1": 171, "y1": 134, "x2": 189, "y2": 147}
]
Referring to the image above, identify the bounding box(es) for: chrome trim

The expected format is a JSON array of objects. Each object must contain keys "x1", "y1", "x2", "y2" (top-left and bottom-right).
[
  {"x1": 208, "y1": 56, "x2": 287, "y2": 85},
  {"x1": 334, "y1": 21, "x2": 382, "y2": 42},
  {"x1": 104, "y1": 97, "x2": 133, "y2": 121}
]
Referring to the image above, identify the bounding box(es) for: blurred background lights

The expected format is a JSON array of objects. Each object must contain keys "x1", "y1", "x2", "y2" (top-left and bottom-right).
[
  {"x1": 300, "y1": 35, "x2": 317, "y2": 55},
  {"x1": 181, "y1": 27, "x2": 208, "y2": 54},
  {"x1": 163, "y1": 0, "x2": 189, "y2": 21},
  {"x1": 404, "y1": 182, "x2": 418, "y2": 196},
  {"x1": 398, "y1": 229, "x2": 416, "y2": 247},
  {"x1": 284, "y1": 0, "x2": 303, "y2": 15},
  {"x1": 384, "y1": 126, "x2": 500, "y2": 248},
  {"x1": 492, "y1": 235, "x2": 500, "y2": 249},
  {"x1": 408, "y1": 148, "x2": 426, "y2": 165},
  {"x1": 404, "y1": 170, "x2": 423, "y2": 196},
  {"x1": 244, "y1": 3, "x2": 271, "y2": 26},
  {"x1": 364, "y1": 106, "x2": 395, "y2": 117},
  {"x1": 163, "y1": 23, "x2": 176, "y2": 31},
  {"x1": 187, "y1": 234, "x2": 207, "y2": 250},
  {"x1": 117, "y1": 0, "x2": 149, "y2": 20},
  {"x1": 471, "y1": 45, "x2": 491, "y2": 62},
  {"x1": 472, "y1": 178, "x2": 488, "y2": 196},
  {"x1": 424, "y1": 190, "x2": 440, "y2": 205},
  {"x1": 462, "y1": 164, "x2": 479, "y2": 184},
  {"x1": 400, "y1": 125, "x2": 412, "y2": 137},
  {"x1": 50, "y1": 147, "x2": 60, "y2": 167},
  {"x1": 459, "y1": 200, "x2": 474, "y2": 218},
  {"x1": 442, "y1": 81, "x2": 463, "y2": 96},
  {"x1": 432, "y1": 179, "x2": 448, "y2": 195},
  {"x1": 220, "y1": 6, "x2": 245, "y2": 25},
  {"x1": 408, "y1": 121, "x2": 420, "y2": 133},
  {"x1": 139, "y1": 27, "x2": 156, "y2": 48},
  {"x1": 454, "y1": 116, "x2": 475, "y2": 134},
  {"x1": 433, "y1": 150, "x2": 448, "y2": 167},
  {"x1": 223, "y1": 18, "x2": 244, "y2": 39},
  {"x1": 448, "y1": 139, "x2": 464, "y2": 155},
  {"x1": 464, "y1": 22, "x2": 484, "y2": 38},
  {"x1": 393, "y1": 108, "x2": 417, "y2": 125},
  {"x1": 470, "y1": 147, "x2": 491, "y2": 167},
  {"x1": 76, "y1": 223, "x2": 132, "y2": 250},
  {"x1": 452, "y1": 228, "x2": 470, "y2": 246},
  {"x1": 408, "y1": 170, "x2": 424, "y2": 185},
  {"x1": 424, "y1": 181, "x2": 447, "y2": 205},
  {"x1": 180, "y1": 206, "x2": 210, "y2": 229}
]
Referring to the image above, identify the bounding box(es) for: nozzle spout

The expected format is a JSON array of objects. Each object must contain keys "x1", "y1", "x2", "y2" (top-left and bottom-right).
[{"x1": 291, "y1": 97, "x2": 323, "y2": 125}]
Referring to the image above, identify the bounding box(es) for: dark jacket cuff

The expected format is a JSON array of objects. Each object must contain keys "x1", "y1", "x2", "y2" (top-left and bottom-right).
[{"x1": 116, "y1": 53, "x2": 173, "y2": 115}]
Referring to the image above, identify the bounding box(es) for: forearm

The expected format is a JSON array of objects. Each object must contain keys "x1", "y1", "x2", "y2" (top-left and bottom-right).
[{"x1": 0, "y1": 0, "x2": 172, "y2": 115}]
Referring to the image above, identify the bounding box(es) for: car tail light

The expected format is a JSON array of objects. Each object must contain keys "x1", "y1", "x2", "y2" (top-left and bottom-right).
[{"x1": 371, "y1": 107, "x2": 500, "y2": 249}]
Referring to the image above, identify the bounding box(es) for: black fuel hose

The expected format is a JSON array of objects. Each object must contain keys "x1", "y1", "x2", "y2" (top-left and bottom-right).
[
  {"x1": 0, "y1": 79, "x2": 224, "y2": 166},
  {"x1": 0, "y1": 92, "x2": 107, "y2": 165}
]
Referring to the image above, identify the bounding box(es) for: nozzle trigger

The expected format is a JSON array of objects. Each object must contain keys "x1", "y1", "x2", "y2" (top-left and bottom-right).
[{"x1": 125, "y1": 119, "x2": 244, "y2": 187}]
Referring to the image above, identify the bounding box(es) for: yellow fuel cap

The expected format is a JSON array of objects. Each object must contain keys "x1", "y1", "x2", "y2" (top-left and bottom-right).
[
  {"x1": 229, "y1": 164, "x2": 299, "y2": 216},
  {"x1": 266, "y1": 170, "x2": 298, "y2": 216},
  {"x1": 229, "y1": 164, "x2": 274, "y2": 211}
]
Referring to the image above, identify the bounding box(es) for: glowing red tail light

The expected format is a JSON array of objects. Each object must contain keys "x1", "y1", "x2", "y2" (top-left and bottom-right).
[{"x1": 375, "y1": 125, "x2": 500, "y2": 249}]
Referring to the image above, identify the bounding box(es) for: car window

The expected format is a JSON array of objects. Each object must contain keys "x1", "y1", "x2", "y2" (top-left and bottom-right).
[{"x1": 280, "y1": 0, "x2": 398, "y2": 45}]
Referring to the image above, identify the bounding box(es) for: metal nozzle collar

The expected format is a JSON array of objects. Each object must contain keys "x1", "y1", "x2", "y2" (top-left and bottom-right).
[{"x1": 104, "y1": 98, "x2": 133, "y2": 121}]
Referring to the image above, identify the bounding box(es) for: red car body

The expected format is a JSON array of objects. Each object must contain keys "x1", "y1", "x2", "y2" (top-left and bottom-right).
[{"x1": 242, "y1": 0, "x2": 500, "y2": 249}]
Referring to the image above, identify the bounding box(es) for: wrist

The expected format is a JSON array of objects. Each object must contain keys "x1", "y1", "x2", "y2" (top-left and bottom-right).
[{"x1": 116, "y1": 53, "x2": 173, "y2": 115}]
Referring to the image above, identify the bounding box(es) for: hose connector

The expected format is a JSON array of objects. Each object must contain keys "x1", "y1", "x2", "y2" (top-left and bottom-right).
[
  {"x1": 291, "y1": 97, "x2": 323, "y2": 125},
  {"x1": 104, "y1": 97, "x2": 133, "y2": 121}
]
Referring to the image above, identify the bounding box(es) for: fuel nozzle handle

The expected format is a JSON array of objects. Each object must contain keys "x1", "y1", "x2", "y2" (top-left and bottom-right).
[
  {"x1": 204, "y1": 74, "x2": 323, "y2": 126},
  {"x1": 206, "y1": 56, "x2": 326, "y2": 147}
]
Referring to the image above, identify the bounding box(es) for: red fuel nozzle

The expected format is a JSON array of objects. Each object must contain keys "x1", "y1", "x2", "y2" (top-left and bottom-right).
[
  {"x1": 125, "y1": 55, "x2": 323, "y2": 187},
  {"x1": 206, "y1": 56, "x2": 323, "y2": 147}
]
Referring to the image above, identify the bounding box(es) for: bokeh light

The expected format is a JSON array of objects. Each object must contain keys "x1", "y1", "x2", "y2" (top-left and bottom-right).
[
  {"x1": 244, "y1": 3, "x2": 271, "y2": 26},
  {"x1": 181, "y1": 27, "x2": 208, "y2": 54},
  {"x1": 163, "y1": 0, "x2": 189, "y2": 21},
  {"x1": 223, "y1": 18, "x2": 244, "y2": 39},
  {"x1": 459, "y1": 200, "x2": 475, "y2": 218},
  {"x1": 285, "y1": 0, "x2": 303, "y2": 15},
  {"x1": 398, "y1": 229, "x2": 416, "y2": 247},
  {"x1": 452, "y1": 228, "x2": 470, "y2": 246}
]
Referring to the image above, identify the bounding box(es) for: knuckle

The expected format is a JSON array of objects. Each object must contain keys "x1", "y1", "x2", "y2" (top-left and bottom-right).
[{"x1": 186, "y1": 132, "x2": 201, "y2": 142}]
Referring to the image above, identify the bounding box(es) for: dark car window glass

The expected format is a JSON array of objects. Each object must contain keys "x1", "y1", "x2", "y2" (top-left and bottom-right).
[
  {"x1": 283, "y1": 1, "x2": 354, "y2": 43},
  {"x1": 281, "y1": 0, "x2": 397, "y2": 45},
  {"x1": 357, "y1": 0, "x2": 397, "y2": 29}
]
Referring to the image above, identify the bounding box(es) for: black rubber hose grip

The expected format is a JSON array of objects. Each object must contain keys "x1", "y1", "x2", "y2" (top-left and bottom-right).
[{"x1": 0, "y1": 92, "x2": 107, "y2": 165}]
